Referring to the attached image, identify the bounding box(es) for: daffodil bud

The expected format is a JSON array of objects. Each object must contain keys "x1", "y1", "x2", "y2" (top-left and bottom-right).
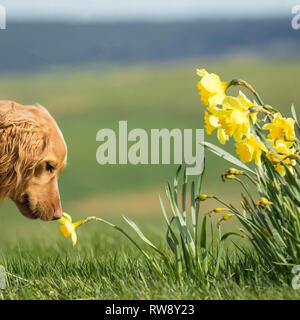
[
  {"x1": 222, "y1": 213, "x2": 235, "y2": 221},
  {"x1": 208, "y1": 207, "x2": 229, "y2": 217},
  {"x1": 228, "y1": 168, "x2": 244, "y2": 175},
  {"x1": 249, "y1": 106, "x2": 258, "y2": 113},
  {"x1": 229, "y1": 79, "x2": 256, "y2": 94},
  {"x1": 196, "y1": 194, "x2": 213, "y2": 202},
  {"x1": 258, "y1": 197, "x2": 273, "y2": 206},
  {"x1": 213, "y1": 208, "x2": 229, "y2": 213},
  {"x1": 217, "y1": 213, "x2": 235, "y2": 228},
  {"x1": 226, "y1": 175, "x2": 241, "y2": 182}
]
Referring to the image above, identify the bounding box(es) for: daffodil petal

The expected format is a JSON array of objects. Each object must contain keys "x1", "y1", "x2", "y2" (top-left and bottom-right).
[
  {"x1": 62, "y1": 212, "x2": 73, "y2": 222},
  {"x1": 71, "y1": 232, "x2": 77, "y2": 246}
]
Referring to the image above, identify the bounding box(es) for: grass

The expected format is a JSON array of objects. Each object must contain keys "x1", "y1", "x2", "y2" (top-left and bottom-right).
[
  {"x1": 0, "y1": 59, "x2": 300, "y2": 299},
  {"x1": 0, "y1": 223, "x2": 299, "y2": 300}
]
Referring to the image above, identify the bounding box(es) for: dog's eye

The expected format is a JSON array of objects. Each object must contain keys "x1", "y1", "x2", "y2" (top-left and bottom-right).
[{"x1": 46, "y1": 162, "x2": 55, "y2": 173}]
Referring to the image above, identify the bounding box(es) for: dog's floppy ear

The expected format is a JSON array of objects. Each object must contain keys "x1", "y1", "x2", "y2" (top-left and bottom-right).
[{"x1": 0, "y1": 102, "x2": 49, "y2": 200}]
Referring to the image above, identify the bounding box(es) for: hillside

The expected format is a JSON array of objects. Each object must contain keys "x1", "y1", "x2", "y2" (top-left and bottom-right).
[{"x1": 0, "y1": 18, "x2": 298, "y2": 73}]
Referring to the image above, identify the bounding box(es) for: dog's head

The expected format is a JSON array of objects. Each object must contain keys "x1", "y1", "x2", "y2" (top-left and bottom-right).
[{"x1": 0, "y1": 101, "x2": 67, "y2": 221}]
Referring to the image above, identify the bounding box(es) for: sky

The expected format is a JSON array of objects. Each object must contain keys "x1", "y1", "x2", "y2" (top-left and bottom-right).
[{"x1": 0, "y1": 0, "x2": 298, "y2": 22}]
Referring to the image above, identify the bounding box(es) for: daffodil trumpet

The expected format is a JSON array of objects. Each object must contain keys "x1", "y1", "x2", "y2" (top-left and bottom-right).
[
  {"x1": 58, "y1": 213, "x2": 107, "y2": 246},
  {"x1": 58, "y1": 213, "x2": 84, "y2": 246},
  {"x1": 196, "y1": 69, "x2": 230, "y2": 108}
]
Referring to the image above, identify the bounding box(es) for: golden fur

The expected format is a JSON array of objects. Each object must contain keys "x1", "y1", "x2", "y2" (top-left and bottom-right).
[{"x1": 0, "y1": 100, "x2": 67, "y2": 221}]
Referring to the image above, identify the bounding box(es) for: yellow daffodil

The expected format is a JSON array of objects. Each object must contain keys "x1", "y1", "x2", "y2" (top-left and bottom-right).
[
  {"x1": 204, "y1": 109, "x2": 229, "y2": 144},
  {"x1": 235, "y1": 135, "x2": 267, "y2": 166},
  {"x1": 220, "y1": 91, "x2": 258, "y2": 142},
  {"x1": 266, "y1": 140, "x2": 297, "y2": 176},
  {"x1": 204, "y1": 91, "x2": 258, "y2": 144},
  {"x1": 197, "y1": 69, "x2": 230, "y2": 108},
  {"x1": 204, "y1": 109, "x2": 219, "y2": 135},
  {"x1": 58, "y1": 213, "x2": 85, "y2": 246},
  {"x1": 262, "y1": 113, "x2": 295, "y2": 143}
]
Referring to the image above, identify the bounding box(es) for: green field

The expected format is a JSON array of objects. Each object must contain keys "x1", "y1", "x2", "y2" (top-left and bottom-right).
[{"x1": 0, "y1": 59, "x2": 300, "y2": 299}]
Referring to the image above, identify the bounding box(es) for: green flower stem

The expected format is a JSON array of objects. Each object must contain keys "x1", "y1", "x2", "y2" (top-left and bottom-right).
[
  {"x1": 253, "y1": 91, "x2": 265, "y2": 108},
  {"x1": 213, "y1": 197, "x2": 240, "y2": 216},
  {"x1": 238, "y1": 180, "x2": 255, "y2": 202},
  {"x1": 229, "y1": 79, "x2": 279, "y2": 113},
  {"x1": 82, "y1": 216, "x2": 166, "y2": 278},
  {"x1": 244, "y1": 172, "x2": 258, "y2": 185}
]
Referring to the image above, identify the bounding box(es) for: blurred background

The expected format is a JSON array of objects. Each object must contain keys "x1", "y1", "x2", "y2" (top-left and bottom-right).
[{"x1": 0, "y1": 0, "x2": 299, "y2": 243}]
